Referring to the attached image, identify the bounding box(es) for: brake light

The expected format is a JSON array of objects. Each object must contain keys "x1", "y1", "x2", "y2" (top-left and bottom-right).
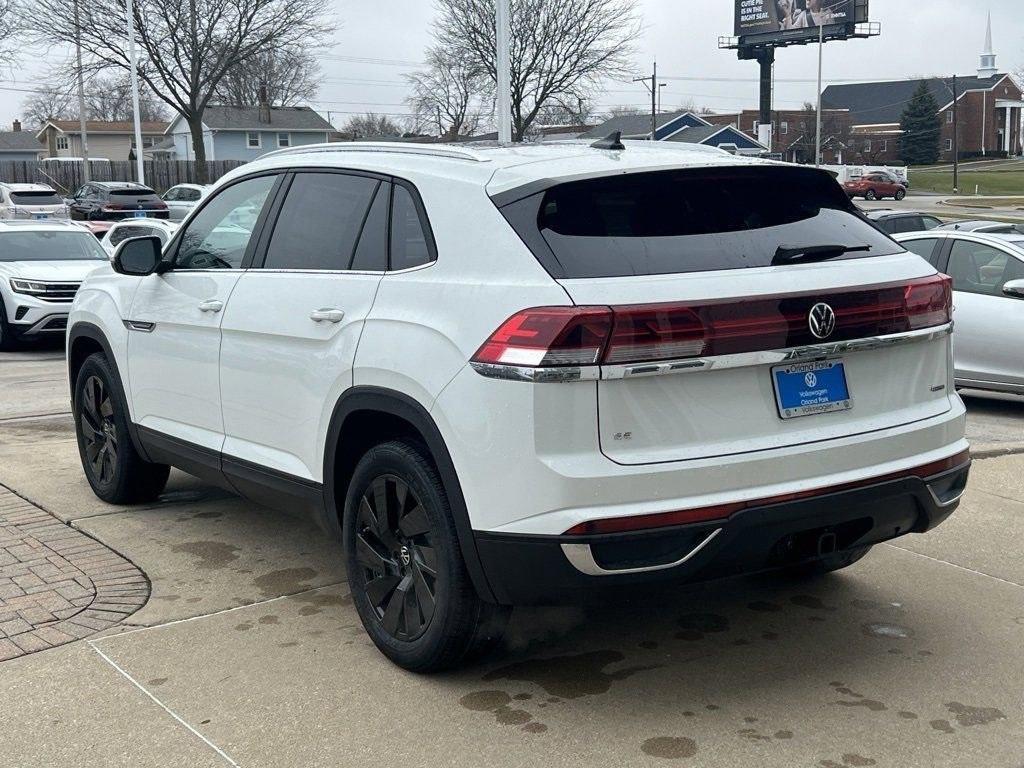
[
  {"x1": 472, "y1": 307, "x2": 612, "y2": 366},
  {"x1": 564, "y1": 448, "x2": 971, "y2": 535},
  {"x1": 473, "y1": 276, "x2": 951, "y2": 370}
]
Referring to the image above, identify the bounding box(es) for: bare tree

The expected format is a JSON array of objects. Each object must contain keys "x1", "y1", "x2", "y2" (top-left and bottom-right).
[
  {"x1": 85, "y1": 74, "x2": 169, "y2": 122},
  {"x1": 604, "y1": 105, "x2": 642, "y2": 119},
  {"x1": 0, "y1": 0, "x2": 22, "y2": 67},
  {"x1": 340, "y1": 113, "x2": 405, "y2": 140},
  {"x1": 214, "y1": 47, "x2": 321, "y2": 107},
  {"x1": 24, "y1": 0, "x2": 333, "y2": 179},
  {"x1": 406, "y1": 46, "x2": 488, "y2": 139},
  {"x1": 434, "y1": 0, "x2": 640, "y2": 141},
  {"x1": 21, "y1": 89, "x2": 75, "y2": 127}
]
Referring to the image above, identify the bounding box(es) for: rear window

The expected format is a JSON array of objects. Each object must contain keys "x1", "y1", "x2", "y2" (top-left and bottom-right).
[
  {"x1": 10, "y1": 191, "x2": 63, "y2": 206},
  {"x1": 500, "y1": 167, "x2": 903, "y2": 279},
  {"x1": 110, "y1": 189, "x2": 158, "y2": 200}
]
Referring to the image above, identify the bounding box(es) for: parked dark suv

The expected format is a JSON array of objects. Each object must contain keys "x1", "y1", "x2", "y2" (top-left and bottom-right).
[{"x1": 67, "y1": 181, "x2": 169, "y2": 221}]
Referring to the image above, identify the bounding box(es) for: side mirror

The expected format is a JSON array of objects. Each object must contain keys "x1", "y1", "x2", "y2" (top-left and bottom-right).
[
  {"x1": 1002, "y1": 279, "x2": 1024, "y2": 299},
  {"x1": 112, "y1": 236, "x2": 164, "y2": 276}
]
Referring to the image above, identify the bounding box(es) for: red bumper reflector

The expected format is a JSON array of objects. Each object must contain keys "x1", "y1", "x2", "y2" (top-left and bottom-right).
[{"x1": 564, "y1": 449, "x2": 970, "y2": 536}]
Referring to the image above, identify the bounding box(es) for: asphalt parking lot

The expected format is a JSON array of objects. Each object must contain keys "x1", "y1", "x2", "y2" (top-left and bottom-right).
[{"x1": 2, "y1": 345, "x2": 1023, "y2": 767}]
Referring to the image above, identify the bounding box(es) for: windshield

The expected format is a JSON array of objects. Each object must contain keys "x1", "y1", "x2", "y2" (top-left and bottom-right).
[
  {"x1": 0, "y1": 231, "x2": 109, "y2": 262},
  {"x1": 501, "y1": 166, "x2": 903, "y2": 278},
  {"x1": 10, "y1": 191, "x2": 63, "y2": 206}
]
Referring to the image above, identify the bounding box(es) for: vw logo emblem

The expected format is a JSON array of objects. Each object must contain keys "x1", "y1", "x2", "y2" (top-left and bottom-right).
[
  {"x1": 399, "y1": 545, "x2": 411, "y2": 567},
  {"x1": 808, "y1": 303, "x2": 837, "y2": 340},
  {"x1": 804, "y1": 372, "x2": 818, "y2": 388}
]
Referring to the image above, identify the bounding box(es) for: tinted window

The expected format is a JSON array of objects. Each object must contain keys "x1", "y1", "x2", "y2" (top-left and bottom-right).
[
  {"x1": 921, "y1": 216, "x2": 943, "y2": 230},
  {"x1": 890, "y1": 216, "x2": 924, "y2": 234},
  {"x1": 109, "y1": 225, "x2": 157, "y2": 246},
  {"x1": 10, "y1": 191, "x2": 63, "y2": 206},
  {"x1": 351, "y1": 182, "x2": 389, "y2": 271},
  {"x1": 180, "y1": 187, "x2": 201, "y2": 202},
  {"x1": 389, "y1": 185, "x2": 434, "y2": 270},
  {"x1": 175, "y1": 175, "x2": 277, "y2": 269},
  {"x1": 0, "y1": 231, "x2": 107, "y2": 262},
  {"x1": 947, "y1": 240, "x2": 1024, "y2": 296},
  {"x1": 901, "y1": 238, "x2": 940, "y2": 266},
  {"x1": 162, "y1": 188, "x2": 179, "y2": 201},
  {"x1": 504, "y1": 167, "x2": 902, "y2": 279},
  {"x1": 263, "y1": 173, "x2": 379, "y2": 270}
]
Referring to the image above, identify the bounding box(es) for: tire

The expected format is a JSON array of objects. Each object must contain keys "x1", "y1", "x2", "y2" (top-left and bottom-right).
[
  {"x1": 895, "y1": 188, "x2": 906, "y2": 201},
  {"x1": 73, "y1": 352, "x2": 170, "y2": 504},
  {"x1": 0, "y1": 296, "x2": 15, "y2": 351},
  {"x1": 343, "y1": 439, "x2": 509, "y2": 672},
  {"x1": 786, "y1": 545, "x2": 872, "y2": 578},
  {"x1": 864, "y1": 189, "x2": 877, "y2": 201}
]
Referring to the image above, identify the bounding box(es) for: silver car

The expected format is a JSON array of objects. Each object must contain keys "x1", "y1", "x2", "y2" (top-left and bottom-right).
[
  {"x1": 0, "y1": 183, "x2": 68, "y2": 220},
  {"x1": 896, "y1": 230, "x2": 1024, "y2": 394},
  {"x1": 160, "y1": 183, "x2": 208, "y2": 222}
]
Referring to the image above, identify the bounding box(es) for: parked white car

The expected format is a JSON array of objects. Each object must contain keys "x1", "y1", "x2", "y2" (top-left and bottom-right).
[
  {"x1": 161, "y1": 183, "x2": 208, "y2": 222},
  {"x1": 99, "y1": 218, "x2": 179, "y2": 257},
  {"x1": 67, "y1": 140, "x2": 969, "y2": 671},
  {"x1": 896, "y1": 230, "x2": 1024, "y2": 394},
  {"x1": 0, "y1": 220, "x2": 109, "y2": 348},
  {"x1": 0, "y1": 183, "x2": 68, "y2": 220}
]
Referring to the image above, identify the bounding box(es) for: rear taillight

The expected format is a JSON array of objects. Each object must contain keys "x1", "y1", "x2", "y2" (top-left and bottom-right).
[{"x1": 472, "y1": 275, "x2": 952, "y2": 371}]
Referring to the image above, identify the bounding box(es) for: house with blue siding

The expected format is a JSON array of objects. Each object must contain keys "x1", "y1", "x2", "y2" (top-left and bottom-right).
[
  {"x1": 583, "y1": 110, "x2": 767, "y2": 155},
  {"x1": 0, "y1": 122, "x2": 44, "y2": 161},
  {"x1": 165, "y1": 105, "x2": 335, "y2": 161}
]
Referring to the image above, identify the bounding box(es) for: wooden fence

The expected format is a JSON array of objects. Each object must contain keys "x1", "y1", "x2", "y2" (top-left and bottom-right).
[{"x1": 0, "y1": 160, "x2": 247, "y2": 194}]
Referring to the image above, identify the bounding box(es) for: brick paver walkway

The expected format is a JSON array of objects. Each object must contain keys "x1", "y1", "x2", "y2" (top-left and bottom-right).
[{"x1": 0, "y1": 485, "x2": 149, "y2": 661}]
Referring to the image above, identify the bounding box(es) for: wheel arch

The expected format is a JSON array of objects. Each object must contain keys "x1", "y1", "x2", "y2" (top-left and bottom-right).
[
  {"x1": 323, "y1": 386, "x2": 497, "y2": 603},
  {"x1": 67, "y1": 322, "x2": 152, "y2": 463}
]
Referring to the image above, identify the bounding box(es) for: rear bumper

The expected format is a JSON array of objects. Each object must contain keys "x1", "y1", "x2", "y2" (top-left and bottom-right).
[{"x1": 473, "y1": 457, "x2": 970, "y2": 605}]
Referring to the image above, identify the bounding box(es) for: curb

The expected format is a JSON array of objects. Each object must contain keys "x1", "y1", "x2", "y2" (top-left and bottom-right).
[{"x1": 970, "y1": 444, "x2": 1024, "y2": 460}]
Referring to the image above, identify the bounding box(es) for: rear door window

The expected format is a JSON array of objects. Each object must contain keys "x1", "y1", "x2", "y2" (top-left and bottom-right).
[
  {"x1": 262, "y1": 172, "x2": 379, "y2": 270},
  {"x1": 901, "y1": 238, "x2": 941, "y2": 266},
  {"x1": 890, "y1": 216, "x2": 924, "y2": 234},
  {"x1": 500, "y1": 166, "x2": 902, "y2": 278}
]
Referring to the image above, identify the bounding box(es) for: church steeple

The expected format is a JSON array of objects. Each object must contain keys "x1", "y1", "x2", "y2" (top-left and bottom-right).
[{"x1": 978, "y1": 11, "x2": 997, "y2": 78}]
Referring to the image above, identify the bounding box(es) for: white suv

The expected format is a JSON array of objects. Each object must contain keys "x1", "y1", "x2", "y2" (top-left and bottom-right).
[
  {"x1": 0, "y1": 220, "x2": 109, "y2": 348},
  {"x1": 0, "y1": 183, "x2": 68, "y2": 220},
  {"x1": 67, "y1": 141, "x2": 970, "y2": 671}
]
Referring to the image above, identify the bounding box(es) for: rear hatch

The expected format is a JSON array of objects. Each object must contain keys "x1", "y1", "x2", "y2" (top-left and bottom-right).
[
  {"x1": 8, "y1": 190, "x2": 67, "y2": 219},
  {"x1": 496, "y1": 165, "x2": 953, "y2": 465},
  {"x1": 107, "y1": 188, "x2": 166, "y2": 215}
]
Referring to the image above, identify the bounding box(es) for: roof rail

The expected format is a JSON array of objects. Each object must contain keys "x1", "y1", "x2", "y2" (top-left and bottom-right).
[{"x1": 258, "y1": 142, "x2": 491, "y2": 163}]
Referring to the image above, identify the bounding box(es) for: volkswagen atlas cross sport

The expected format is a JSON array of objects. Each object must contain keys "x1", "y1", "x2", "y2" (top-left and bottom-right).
[{"x1": 66, "y1": 139, "x2": 970, "y2": 671}]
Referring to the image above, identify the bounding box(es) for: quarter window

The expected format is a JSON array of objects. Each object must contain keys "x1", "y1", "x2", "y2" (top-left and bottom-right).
[
  {"x1": 247, "y1": 132, "x2": 262, "y2": 149},
  {"x1": 174, "y1": 174, "x2": 277, "y2": 269},
  {"x1": 389, "y1": 185, "x2": 435, "y2": 270},
  {"x1": 262, "y1": 173, "x2": 379, "y2": 270}
]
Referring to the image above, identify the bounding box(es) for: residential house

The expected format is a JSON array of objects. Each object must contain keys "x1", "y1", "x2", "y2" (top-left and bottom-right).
[
  {"x1": 583, "y1": 110, "x2": 767, "y2": 155},
  {"x1": 165, "y1": 104, "x2": 335, "y2": 161},
  {"x1": 821, "y1": 17, "x2": 1023, "y2": 163},
  {"x1": 35, "y1": 120, "x2": 169, "y2": 162},
  {"x1": 0, "y1": 121, "x2": 43, "y2": 161},
  {"x1": 703, "y1": 109, "x2": 854, "y2": 164}
]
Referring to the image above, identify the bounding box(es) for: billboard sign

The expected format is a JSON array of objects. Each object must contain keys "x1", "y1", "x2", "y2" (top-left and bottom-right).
[{"x1": 734, "y1": 0, "x2": 865, "y2": 39}]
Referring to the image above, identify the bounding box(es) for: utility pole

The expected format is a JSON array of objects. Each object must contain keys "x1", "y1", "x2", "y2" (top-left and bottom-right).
[
  {"x1": 495, "y1": 0, "x2": 512, "y2": 144},
  {"x1": 436, "y1": 104, "x2": 443, "y2": 138},
  {"x1": 952, "y1": 75, "x2": 960, "y2": 194},
  {"x1": 633, "y1": 62, "x2": 658, "y2": 141},
  {"x1": 72, "y1": 0, "x2": 90, "y2": 183},
  {"x1": 126, "y1": 0, "x2": 145, "y2": 184},
  {"x1": 814, "y1": 22, "x2": 824, "y2": 167}
]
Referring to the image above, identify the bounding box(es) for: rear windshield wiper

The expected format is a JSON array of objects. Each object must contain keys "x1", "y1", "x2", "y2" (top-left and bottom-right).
[{"x1": 771, "y1": 244, "x2": 872, "y2": 265}]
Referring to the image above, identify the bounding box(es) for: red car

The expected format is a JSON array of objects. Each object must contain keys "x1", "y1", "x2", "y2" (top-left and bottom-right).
[
  {"x1": 844, "y1": 172, "x2": 907, "y2": 201},
  {"x1": 74, "y1": 220, "x2": 114, "y2": 239}
]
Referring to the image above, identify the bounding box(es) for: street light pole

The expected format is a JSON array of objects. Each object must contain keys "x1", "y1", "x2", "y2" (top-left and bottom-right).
[
  {"x1": 126, "y1": 0, "x2": 145, "y2": 184},
  {"x1": 495, "y1": 0, "x2": 512, "y2": 144},
  {"x1": 814, "y1": 22, "x2": 824, "y2": 167},
  {"x1": 72, "y1": 0, "x2": 90, "y2": 183},
  {"x1": 952, "y1": 74, "x2": 959, "y2": 194}
]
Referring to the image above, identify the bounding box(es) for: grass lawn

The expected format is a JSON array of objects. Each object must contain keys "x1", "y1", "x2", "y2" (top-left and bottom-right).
[{"x1": 909, "y1": 169, "x2": 1024, "y2": 196}]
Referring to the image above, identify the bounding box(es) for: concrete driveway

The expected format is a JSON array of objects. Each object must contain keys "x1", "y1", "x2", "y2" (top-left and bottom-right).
[{"x1": 2, "y1": 347, "x2": 1023, "y2": 767}]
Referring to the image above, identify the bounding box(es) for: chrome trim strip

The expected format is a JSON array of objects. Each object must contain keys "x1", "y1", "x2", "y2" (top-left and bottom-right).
[
  {"x1": 123, "y1": 320, "x2": 156, "y2": 333},
  {"x1": 469, "y1": 362, "x2": 600, "y2": 383},
  {"x1": 561, "y1": 528, "x2": 722, "y2": 576},
  {"x1": 601, "y1": 323, "x2": 953, "y2": 380},
  {"x1": 470, "y1": 324, "x2": 952, "y2": 384}
]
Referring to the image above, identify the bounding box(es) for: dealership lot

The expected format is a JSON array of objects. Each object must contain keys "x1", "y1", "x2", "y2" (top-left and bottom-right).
[{"x1": 0, "y1": 345, "x2": 1022, "y2": 767}]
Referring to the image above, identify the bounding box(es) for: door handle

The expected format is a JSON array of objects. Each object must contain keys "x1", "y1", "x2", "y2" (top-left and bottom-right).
[
  {"x1": 198, "y1": 299, "x2": 224, "y2": 313},
  {"x1": 310, "y1": 308, "x2": 345, "y2": 323}
]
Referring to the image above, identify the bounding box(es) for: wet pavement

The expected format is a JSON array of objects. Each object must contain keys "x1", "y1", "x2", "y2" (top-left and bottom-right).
[{"x1": 1, "y1": 348, "x2": 1023, "y2": 767}]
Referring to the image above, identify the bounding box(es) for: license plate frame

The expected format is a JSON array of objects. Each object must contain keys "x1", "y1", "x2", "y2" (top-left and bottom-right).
[
  {"x1": 772, "y1": 360, "x2": 853, "y2": 420},
  {"x1": 131, "y1": 210, "x2": 148, "y2": 219}
]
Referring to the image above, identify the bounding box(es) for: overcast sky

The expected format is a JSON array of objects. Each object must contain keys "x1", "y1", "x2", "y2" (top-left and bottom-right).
[{"x1": 1, "y1": 0, "x2": 1022, "y2": 129}]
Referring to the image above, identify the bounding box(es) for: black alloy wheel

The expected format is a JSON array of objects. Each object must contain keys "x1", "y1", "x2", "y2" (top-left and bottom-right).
[
  {"x1": 79, "y1": 374, "x2": 119, "y2": 487},
  {"x1": 865, "y1": 189, "x2": 878, "y2": 201},
  {"x1": 354, "y1": 474, "x2": 438, "y2": 641}
]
